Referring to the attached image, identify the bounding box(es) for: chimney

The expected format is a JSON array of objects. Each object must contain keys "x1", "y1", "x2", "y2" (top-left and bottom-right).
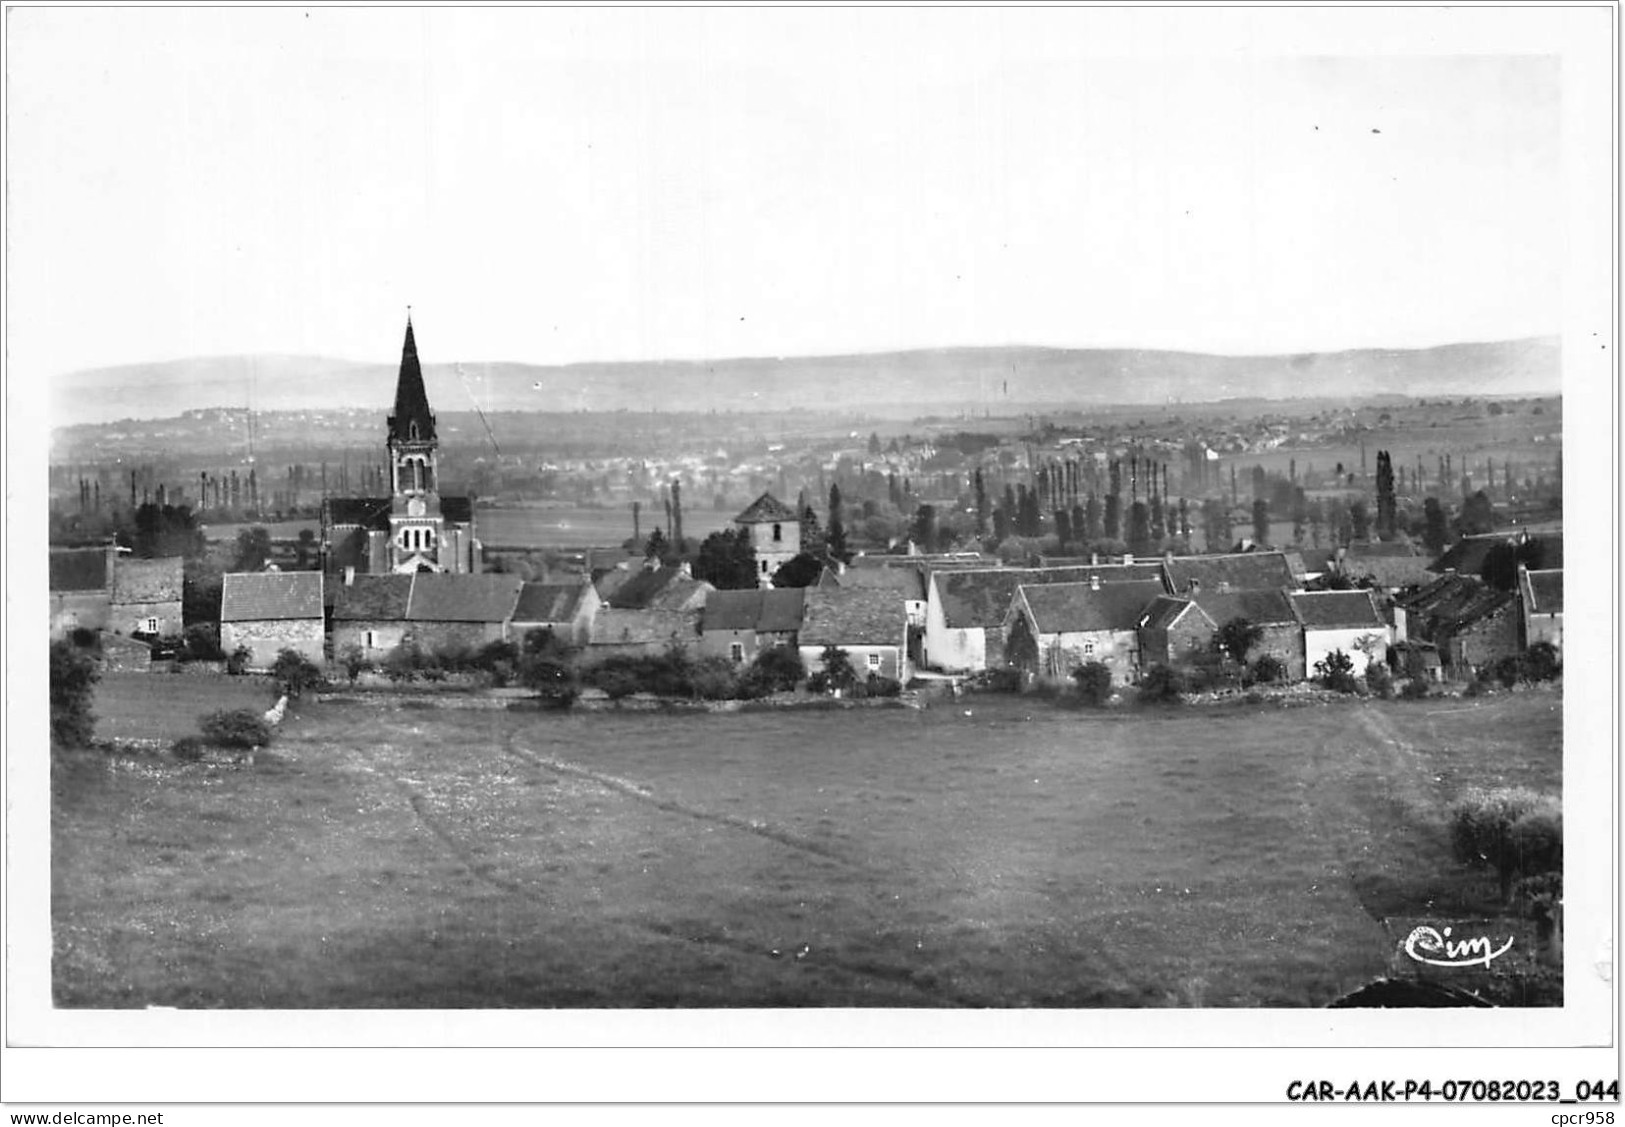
[
  {"x1": 1090, "y1": 574, "x2": 1101, "y2": 591},
  {"x1": 1121, "y1": 553, "x2": 1133, "y2": 566},
  {"x1": 344, "y1": 566, "x2": 356, "y2": 587},
  {"x1": 678, "y1": 561, "x2": 693, "y2": 580},
  {"x1": 1090, "y1": 552, "x2": 1099, "y2": 566},
  {"x1": 1189, "y1": 578, "x2": 1202, "y2": 595}
]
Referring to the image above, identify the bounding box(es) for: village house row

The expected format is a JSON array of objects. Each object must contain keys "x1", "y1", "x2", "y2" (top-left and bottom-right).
[{"x1": 48, "y1": 321, "x2": 1563, "y2": 687}]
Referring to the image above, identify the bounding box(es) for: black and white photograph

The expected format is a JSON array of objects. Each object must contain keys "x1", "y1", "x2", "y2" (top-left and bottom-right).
[{"x1": 3, "y1": 2, "x2": 1617, "y2": 1114}]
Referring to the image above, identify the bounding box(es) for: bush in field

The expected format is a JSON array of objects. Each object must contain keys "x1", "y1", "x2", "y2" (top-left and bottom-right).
[
  {"x1": 522, "y1": 627, "x2": 575, "y2": 662},
  {"x1": 270, "y1": 648, "x2": 325, "y2": 698},
  {"x1": 820, "y1": 645, "x2": 858, "y2": 693},
  {"x1": 1313, "y1": 649, "x2": 1360, "y2": 694},
  {"x1": 1364, "y1": 661, "x2": 1394, "y2": 699},
  {"x1": 974, "y1": 667, "x2": 1023, "y2": 694},
  {"x1": 338, "y1": 645, "x2": 369, "y2": 683},
  {"x1": 1449, "y1": 787, "x2": 1562, "y2": 901},
  {"x1": 751, "y1": 646, "x2": 805, "y2": 693},
  {"x1": 865, "y1": 674, "x2": 903, "y2": 698},
  {"x1": 688, "y1": 657, "x2": 739, "y2": 701},
  {"x1": 1137, "y1": 663, "x2": 1186, "y2": 705},
  {"x1": 225, "y1": 646, "x2": 252, "y2": 675},
  {"x1": 199, "y1": 709, "x2": 272, "y2": 750},
  {"x1": 648, "y1": 644, "x2": 696, "y2": 697},
  {"x1": 1464, "y1": 675, "x2": 1490, "y2": 698},
  {"x1": 518, "y1": 654, "x2": 578, "y2": 708},
  {"x1": 1523, "y1": 641, "x2": 1562, "y2": 683},
  {"x1": 182, "y1": 622, "x2": 223, "y2": 662},
  {"x1": 594, "y1": 665, "x2": 642, "y2": 701},
  {"x1": 433, "y1": 640, "x2": 479, "y2": 673},
  {"x1": 172, "y1": 736, "x2": 206, "y2": 762},
  {"x1": 1399, "y1": 677, "x2": 1432, "y2": 701},
  {"x1": 476, "y1": 639, "x2": 520, "y2": 674},
  {"x1": 1071, "y1": 661, "x2": 1114, "y2": 707},
  {"x1": 1492, "y1": 654, "x2": 1526, "y2": 689},
  {"x1": 806, "y1": 671, "x2": 831, "y2": 695},
  {"x1": 50, "y1": 638, "x2": 101, "y2": 747},
  {"x1": 734, "y1": 666, "x2": 776, "y2": 700},
  {"x1": 381, "y1": 643, "x2": 424, "y2": 683},
  {"x1": 68, "y1": 626, "x2": 102, "y2": 652},
  {"x1": 1250, "y1": 653, "x2": 1287, "y2": 685}
]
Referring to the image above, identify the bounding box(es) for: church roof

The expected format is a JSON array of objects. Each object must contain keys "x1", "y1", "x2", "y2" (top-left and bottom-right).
[
  {"x1": 734, "y1": 492, "x2": 799, "y2": 524},
  {"x1": 387, "y1": 318, "x2": 436, "y2": 444},
  {"x1": 326, "y1": 496, "x2": 392, "y2": 531},
  {"x1": 440, "y1": 495, "x2": 473, "y2": 524}
]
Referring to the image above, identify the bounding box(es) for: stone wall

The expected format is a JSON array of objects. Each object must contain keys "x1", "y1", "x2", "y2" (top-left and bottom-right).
[
  {"x1": 113, "y1": 557, "x2": 183, "y2": 603},
  {"x1": 1447, "y1": 603, "x2": 1521, "y2": 675},
  {"x1": 799, "y1": 644, "x2": 904, "y2": 683},
  {"x1": 50, "y1": 591, "x2": 111, "y2": 637},
  {"x1": 409, "y1": 620, "x2": 507, "y2": 652},
  {"x1": 1041, "y1": 629, "x2": 1140, "y2": 684},
  {"x1": 1255, "y1": 622, "x2": 1306, "y2": 682},
  {"x1": 333, "y1": 620, "x2": 410, "y2": 661},
  {"x1": 109, "y1": 599, "x2": 184, "y2": 638},
  {"x1": 221, "y1": 619, "x2": 325, "y2": 671}
]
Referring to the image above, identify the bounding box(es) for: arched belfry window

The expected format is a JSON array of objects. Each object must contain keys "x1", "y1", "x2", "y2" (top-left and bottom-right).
[{"x1": 409, "y1": 421, "x2": 420, "y2": 440}]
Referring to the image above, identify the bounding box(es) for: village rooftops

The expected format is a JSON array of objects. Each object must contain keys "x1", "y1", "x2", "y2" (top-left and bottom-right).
[
  {"x1": 1016, "y1": 579, "x2": 1167, "y2": 634},
  {"x1": 1190, "y1": 587, "x2": 1298, "y2": 627},
  {"x1": 1290, "y1": 590, "x2": 1384, "y2": 629},
  {"x1": 606, "y1": 564, "x2": 709, "y2": 610},
  {"x1": 799, "y1": 588, "x2": 908, "y2": 647},
  {"x1": 702, "y1": 587, "x2": 806, "y2": 632},
  {"x1": 405, "y1": 573, "x2": 523, "y2": 622},
  {"x1": 733, "y1": 492, "x2": 800, "y2": 524},
  {"x1": 1137, "y1": 595, "x2": 1213, "y2": 633},
  {"x1": 513, "y1": 581, "x2": 594, "y2": 623},
  {"x1": 827, "y1": 566, "x2": 927, "y2": 601},
  {"x1": 1396, "y1": 573, "x2": 1516, "y2": 629},
  {"x1": 332, "y1": 574, "x2": 413, "y2": 621},
  {"x1": 933, "y1": 566, "x2": 1150, "y2": 630},
  {"x1": 1163, "y1": 551, "x2": 1296, "y2": 596},
  {"x1": 1429, "y1": 531, "x2": 1562, "y2": 575},
  {"x1": 221, "y1": 571, "x2": 325, "y2": 622}
]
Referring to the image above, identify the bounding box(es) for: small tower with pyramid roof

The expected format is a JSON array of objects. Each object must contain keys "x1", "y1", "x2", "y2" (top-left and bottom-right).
[{"x1": 734, "y1": 491, "x2": 801, "y2": 586}]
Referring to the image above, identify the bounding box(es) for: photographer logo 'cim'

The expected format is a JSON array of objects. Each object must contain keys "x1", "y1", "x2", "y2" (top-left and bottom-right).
[{"x1": 1403, "y1": 925, "x2": 1515, "y2": 970}]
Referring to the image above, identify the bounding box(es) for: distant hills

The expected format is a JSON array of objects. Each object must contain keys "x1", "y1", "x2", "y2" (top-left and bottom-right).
[{"x1": 46, "y1": 336, "x2": 1561, "y2": 427}]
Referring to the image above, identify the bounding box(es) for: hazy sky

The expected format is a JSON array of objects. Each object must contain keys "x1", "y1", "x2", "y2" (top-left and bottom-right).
[{"x1": 6, "y1": 8, "x2": 1577, "y2": 379}]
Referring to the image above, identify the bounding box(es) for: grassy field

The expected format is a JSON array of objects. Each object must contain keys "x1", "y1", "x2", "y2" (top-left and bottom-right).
[
  {"x1": 52, "y1": 688, "x2": 1561, "y2": 1008},
  {"x1": 93, "y1": 672, "x2": 282, "y2": 742},
  {"x1": 476, "y1": 505, "x2": 736, "y2": 549}
]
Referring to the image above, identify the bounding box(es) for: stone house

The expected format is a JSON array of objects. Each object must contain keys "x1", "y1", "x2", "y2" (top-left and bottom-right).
[
  {"x1": 1003, "y1": 577, "x2": 1165, "y2": 684},
  {"x1": 698, "y1": 587, "x2": 805, "y2": 666},
  {"x1": 1394, "y1": 573, "x2": 1520, "y2": 679},
  {"x1": 1162, "y1": 551, "x2": 1297, "y2": 597},
  {"x1": 1189, "y1": 587, "x2": 1306, "y2": 680},
  {"x1": 403, "y1": 573, "x2": 524, "y2": 650},
  {"x1": 1136, "y1": 595, "x2": 1219, "y2": 671},
  {"x1": 799, "y1": 587, "x2": 910, "y2": 683},
  {"x1": 588, "y1": 608, "x2": 701, "y2": 659},
  {"x1": 1291, "y1": 590, "x2": 1391, "y2": 675},
  {"x1": 330, "y1": 573, "x2": 414, "y2": 662},
  {"x1": 111, "y1": 556, "x2": 184, "y2": 639},
  {"x1": 1518, "y1": 566, "x2": 1563, "y2": 654},
  {"x1": 220, "y1": 571, "x2": 326, "y2": 670},
  {"x1": 923, "y1": 564, "x2": 1156, "y2": 673},
  {"x1": 733, "y1": 492, "x2": 802, "y2": 585},
  {"x1": 600, "y1": 561, "x2": 713, "y2": 613},
  {"x1": 511, "y1": 581, "x2": 601, "y2": 647}
]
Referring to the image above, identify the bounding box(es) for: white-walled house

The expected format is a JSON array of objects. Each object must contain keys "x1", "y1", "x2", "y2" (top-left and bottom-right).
[
  {"x1": 799, "y1": 588, "x2": 910, "y2": 684},
  {"x1": 1291, "y1": 590, "x2": 1390, "y2": 673}
]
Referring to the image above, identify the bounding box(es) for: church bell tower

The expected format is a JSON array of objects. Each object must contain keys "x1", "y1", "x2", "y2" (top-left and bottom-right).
[{"x1": 387, "y1": 315, "x2": 445, "y2": 572}]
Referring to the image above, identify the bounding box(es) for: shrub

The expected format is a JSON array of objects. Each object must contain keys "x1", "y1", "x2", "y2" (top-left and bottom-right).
[
  {"x1": 199, "y1": 708, "x2": 272, "y2": 750},
  {"x1": 338, "y1": 645, "x2": 369, "y2": 683},
  {"x1": 433, "y1": 640, "x2": 479, "y2": 673},
  {"x1": 1137, "y1": 663, "x2": 1186, "y2": 705},
  {"x1": 225, "y1": 646, "x2": 252, "y2": 675},
  {"x1": 1449, "y1": 787, "x2": 1562, "y2": 901},
  {"x1": 734, "y1": 666, "x2": 776, "y2": 700},
  {"x1": 519, "y1": 654, "x2": 579, "y2": 708},
  {"x1": 865, "y1": 674, "x2": 903, "y2": 698},
  {"x1": 68, "y1": 626, "x2": 102, "y2": 652},
  {"x1": 270, "y1": 648, "x2": 325, "y2": 697},
  {"x1": 1250, "y1": 654, "x2": 1287, "y2": 685},
  {"x1": 382, "y1": 643, "x2": 423, "y2": 682},
  {"x1": 1493, "y1": 654, "x2": 1526, "y2": 689},
  {"x1": 1071, "y1": 661, "x2": 1114, "y2": 707},
  {"x1": 1523, "y1": 641, "x2": 1562, "y2": 683},
  {"x1": 476, "y1": 639, "x2": 521, "y2": 674},
  {"x1": 50, "y1": 639, "x2": 101, "y2": 747},
  {"x1": 1399, "y1": 678, "x2": 1432, "y2": 701},
  {"x1": 806, "y1": 671, "x2": 831, "y2": 695},
  {"x1": 751, "y1": 646, "x2": 805, "y2": 692},
  {"x1": 1464, "y1": 675, "x2": 1489, "y2": 698},
  {"x1": 1215, "y1": 617, "x2": 1264, "y2": 666},
  {"x1": 594, "y1": 666, "x2": 642, "y2": 701},
  {"x1": 973, "y1": 667, "x2": 1023, "y2": 694},
  {"x1": 819, "y1": 645, "x2": 858, "y2": 693},
  {"x1": 1313, "y1": 649, "x2": 1360, "y2": 693},
  {"x1": 182, "y1": 623, "x2": 223, "y2": 662},
  {"x1": 1364, "y1": 661, "x2": 1394, "y2": 699},
  {"x1": 172, "y1": 736, "x2": 206, "y2": 762},
  {"x1": 689, "y1": 657, "x2": 740, "y2": 701}
]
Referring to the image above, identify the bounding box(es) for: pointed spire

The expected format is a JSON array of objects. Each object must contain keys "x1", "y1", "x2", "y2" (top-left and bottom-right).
[{"x1": 388, "y1": 315, "x2": 435, "y2": 443}]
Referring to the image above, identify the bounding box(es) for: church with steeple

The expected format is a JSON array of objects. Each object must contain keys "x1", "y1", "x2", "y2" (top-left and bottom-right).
[{"x1": 321, "y1": 317, "x2": 479, "y2": 576}]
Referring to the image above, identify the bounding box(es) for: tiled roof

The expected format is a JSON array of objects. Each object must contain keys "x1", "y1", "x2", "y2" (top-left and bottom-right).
[
  {"x1": 1339, "y1": 554, "x2": 1434, "y2": 590},
  {"x1": 1429, "y1": 533, "x2": 1562, "y2": 575},
  {"x1": 1164, "y1": 552, "x2": 1296, "y2": 595},
  {"x1": 1018, "y1": 580, "x2": 1166, "y2": 634},
  {"x1": 326, "y1": 497, "x2": 392, "y2": 531},
  {"x1": 606, "y1": 565, "x2": 711, "y2": 610},
  {"x1": 406, "y1": 573, "x2": 523, "y2": 623},
  {"x1": 1038, "y1": 558, "x2": 1168, "y2": 583},
  {"x1": 332, "y1": 574, "x2": 413, "y2": 621},
  {"x1": 221, "y1": 571, "x2": 324, "y2": 622},
  {"x1": 1526, "y1": 568, "x2": 1563, "y2": 615},
  {"x1": 388, "y1": 319, "x2": 436, "y2": 443},
  {"x1": 1291, "y1": 590, "x2": 1384, "y2": 629},
  {"x1": 832, "y1": 566, "x2": 927, "y2": 600},
  {"x1": 440, "y1": 496, "x2": 474, "y2": 524},
  {"x1": 1191, "y1": 587, "x2": 1297, "y2": 627},
  {"x1": 933, "y1": 566, "x2": 1126, "y2": 629},
  {"x1": 799, "y1": 588, "x2": 907, "y2": 647},
  {"x1": 702, "y1": 587, "x2": 806, "y2": 633},
  {"x1": 1397, "y1": 574, "x2": 1516, "y2": 633},
  {"x1": 1138, "y1": 595, "x2": 1202, "y2": 634},
  {"x1": 50, "y1": 547, "x2": 111, "y2": 592},
  {"x1": 112, "y1": 556, "x2": 183, "y2": 603},
  {"x1": 734, "y1": 492, "x2": 800, "y2": 524},
  {"x1": 1296, "y1": 548, "x2": 1339, "y2": 574},
  {"x1": 1345, "y1": 540, "x2": 1422, "y2": 559},
  {"x1": 513, "y1": 582, "x2": 593, "y2": 623}
]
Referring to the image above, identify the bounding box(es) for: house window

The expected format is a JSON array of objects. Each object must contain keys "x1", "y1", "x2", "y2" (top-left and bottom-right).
[
  {"x1": 761, "y1": 559, "x2": 769, "y2": 574},
  {"x1": 365, "y1": 630, "x2": 377, "y2": 649},
  {"x1": 729, "y1": 642, "x2": 745, "y2": 665},
  {"x1": 867, "y1": 653, "x2": 882, "y2": 670},
  {"x1": 142, "y1": 617, "x2": 159, "y2": 634},
  {"x1": 1082, "y1": 641, "x2": 1095, "y2": 655},
  {"x1": 772, "y1": 523, "x2": 782, "y2": 542}
]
